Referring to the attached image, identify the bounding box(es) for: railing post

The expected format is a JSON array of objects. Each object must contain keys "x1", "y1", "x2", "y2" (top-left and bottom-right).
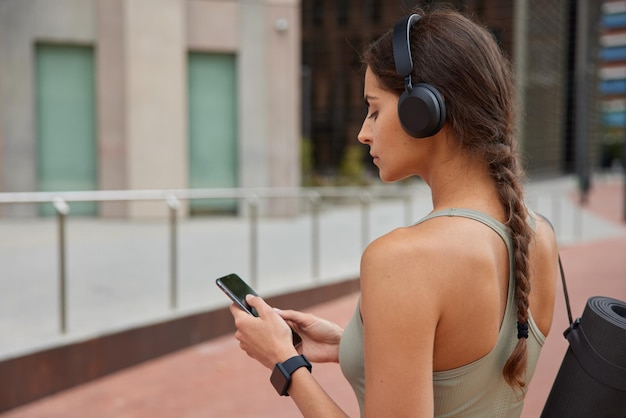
[
  {"x1": 166, "y1": 195, "x2": 180, "y2": 309},
  {"x1": 53, "y1": 197, "x2": 69, "y2": 334},
  {"x1": 248, "y1": 196, "x2": 259, "y2": 288},
  {"x1": 309, "y1": 193, "x2": 321, "y2": 281}
]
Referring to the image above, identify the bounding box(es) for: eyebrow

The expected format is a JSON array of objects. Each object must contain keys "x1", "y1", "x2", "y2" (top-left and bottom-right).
[{"x1": 364, "y1": 94, "x2": 378, "y2": 106}]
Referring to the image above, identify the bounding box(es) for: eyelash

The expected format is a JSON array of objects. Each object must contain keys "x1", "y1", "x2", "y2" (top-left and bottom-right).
[{"x1": 367, "y1": 111, "x2": 378, "y2": 120}]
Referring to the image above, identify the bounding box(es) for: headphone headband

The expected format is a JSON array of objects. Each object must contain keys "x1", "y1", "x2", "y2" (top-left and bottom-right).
[{"x1": 392, "y1": 14, "x2": 421, "y2": 78}]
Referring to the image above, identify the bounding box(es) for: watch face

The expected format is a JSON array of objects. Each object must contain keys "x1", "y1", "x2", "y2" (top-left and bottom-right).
[
  {"x1": 270, "y1": 355, "x2": 312, "y2": 397},
  {"x1": 270, "y1": 363, "x2": 290, "y2": 396}
]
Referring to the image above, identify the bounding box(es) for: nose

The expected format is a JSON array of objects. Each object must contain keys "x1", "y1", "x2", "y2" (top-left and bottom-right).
[{"x1": 357, "y1": 118, "x2": 371, "y2": 144}]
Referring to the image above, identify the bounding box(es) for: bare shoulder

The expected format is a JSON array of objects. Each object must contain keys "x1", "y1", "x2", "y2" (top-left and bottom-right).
[
  {"x1": 361, "y1": 222, "x2": 450, "y2": 284},
  {"x1": 359, "y1": 218, "x2": 480, "y2": 308},
  {"x1": 532, "y1": 214, "x2": 559, "y2": 256},
  {"x1": 361, "y1": 225, "x2": 433, "y2": 269},
  {"x1": 530, "y1": 213, "x2": 560, "y2": 286},
  {"x1": 529, "y1": 214, "x2": 559, "y2": 334}
]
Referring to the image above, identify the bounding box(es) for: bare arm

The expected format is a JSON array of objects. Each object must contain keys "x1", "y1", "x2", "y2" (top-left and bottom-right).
[
  {"x1": 360, "y1": 231, "x2": 443, "y2": 417},
  {"x1": 230, "y1": 296, "x2": 349, "y2": 417},
  {"x1": 528, "y1": 216, "x2": 559, "y2": 336}
]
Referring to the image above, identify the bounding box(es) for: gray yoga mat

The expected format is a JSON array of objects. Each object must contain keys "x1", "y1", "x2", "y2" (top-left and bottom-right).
[{"x1": 541, "y1": 296, "x2": 626, "y2": 417}]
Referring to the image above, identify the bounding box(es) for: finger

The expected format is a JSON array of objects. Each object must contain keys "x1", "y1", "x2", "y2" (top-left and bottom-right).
[
  {"x1": 275, "y1": 308, "x2": 311, "y2": 326},
  {"x1": 282, "y1": 317, "x2": 298, "y2": 330},
  {"x1": 245, "y1": 294, "x2": 273, "y2": 315},
  {"x1": 229, "y1": 303, "x2": 242, "y2": 317},
  {"x1": 229, "y1": 302, "x2": 250, "y2": 319}
]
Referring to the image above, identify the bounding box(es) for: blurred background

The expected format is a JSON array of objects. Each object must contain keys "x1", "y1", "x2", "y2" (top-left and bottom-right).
[
  {"x1": 0, "y1": 0, "x2": 623, "y2": 216},
  {"x1": 0, "y1": 0, "x2": 625, "y2": 415}
]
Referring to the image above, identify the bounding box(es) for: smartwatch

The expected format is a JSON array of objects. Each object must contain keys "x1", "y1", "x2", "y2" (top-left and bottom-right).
[{"x1": 270, "y1": 354, "x2": 312, "y2": 396}]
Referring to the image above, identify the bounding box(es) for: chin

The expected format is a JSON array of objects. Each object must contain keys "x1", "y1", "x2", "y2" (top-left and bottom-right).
[
  {"x1": 378, "y1": 168, "x2": 414, "y2": 183},
  {"x1": 378, "y1": 173, "x2": 405, "y2": 183}
]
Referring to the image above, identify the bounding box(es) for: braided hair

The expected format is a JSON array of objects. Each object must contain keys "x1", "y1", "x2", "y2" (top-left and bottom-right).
[{"x1": 362, "y1": 6, "x2": 533, "y2": 393}]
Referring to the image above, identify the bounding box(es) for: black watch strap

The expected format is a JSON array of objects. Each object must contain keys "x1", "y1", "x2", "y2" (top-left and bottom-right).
[{"x1": 270, "y1": 354, "x2": 312, "y2": 396}]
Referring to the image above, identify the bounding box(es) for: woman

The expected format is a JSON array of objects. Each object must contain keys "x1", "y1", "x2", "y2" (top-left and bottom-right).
[{"x1": 229, "y1": 6, "x2": 558, "y2": 417}]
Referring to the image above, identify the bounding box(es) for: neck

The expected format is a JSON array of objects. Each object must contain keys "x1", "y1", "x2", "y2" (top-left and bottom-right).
[{"x1": 424, "y1": 145, "x2": 505, "y2": 222}]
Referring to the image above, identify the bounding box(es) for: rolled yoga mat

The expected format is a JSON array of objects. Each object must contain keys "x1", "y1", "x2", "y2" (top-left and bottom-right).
[{"x1": 541, "y1": 296, "x2": 626, "y2": 417}]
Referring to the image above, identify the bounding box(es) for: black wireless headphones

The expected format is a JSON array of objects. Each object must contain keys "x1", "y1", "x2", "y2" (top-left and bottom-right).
[{"x1": 392, "y1": 14, "x2": 446, "y2": 138}]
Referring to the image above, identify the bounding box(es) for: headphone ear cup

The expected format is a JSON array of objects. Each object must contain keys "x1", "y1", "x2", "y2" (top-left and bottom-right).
[{"x1": 397, "y1": 83, "x2": 446, "y2": 138}]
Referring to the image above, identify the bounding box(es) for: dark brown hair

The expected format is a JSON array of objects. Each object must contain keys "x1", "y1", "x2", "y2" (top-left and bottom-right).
[{"x1": 362, "y1": 6, "x2": 533, "y2": 393}]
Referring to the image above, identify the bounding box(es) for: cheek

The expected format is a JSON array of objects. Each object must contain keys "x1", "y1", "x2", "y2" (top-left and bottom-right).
[
  {"x1": 389, "y1": 113, "x2": 407, "y2": 138},
  {"x1": 380, "y1": 116, "x2": 401, "y2": 139},
  {"x1": 373, "y1": 109, "x2": 406, "y2": 148}
]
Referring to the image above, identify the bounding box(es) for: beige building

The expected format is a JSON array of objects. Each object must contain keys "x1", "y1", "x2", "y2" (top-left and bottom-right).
[{"x1": 0, "y1": 0, "x2": 301, "y2": 218}]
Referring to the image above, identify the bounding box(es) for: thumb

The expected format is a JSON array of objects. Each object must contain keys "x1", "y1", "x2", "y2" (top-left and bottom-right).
[{"x1": 245, "y1": 294, "x2": 272, "y2": 316}]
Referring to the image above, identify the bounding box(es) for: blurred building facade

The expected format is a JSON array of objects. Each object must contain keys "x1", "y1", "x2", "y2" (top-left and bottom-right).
[
  {"x1": 0, "y1": 0, "x2": 613, "y2": 218},
  {"x1": 301, "y1": 0, "x2": 605, "y2": 181},
  {"x1": 0, "y1": 0, "x2": 301, "y2": 217},
  {"x1": 599, "y1": 1, "x2": 626, "y2": 170}
]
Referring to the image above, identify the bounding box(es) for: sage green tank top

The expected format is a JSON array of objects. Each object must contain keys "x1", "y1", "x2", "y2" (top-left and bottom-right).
[{"x1": 338, "y1": 208, "x2": 545, "y2": 417}]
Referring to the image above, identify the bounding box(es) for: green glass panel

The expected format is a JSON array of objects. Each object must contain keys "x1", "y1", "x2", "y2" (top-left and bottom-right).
[
  {"x1": 36, "y1": 44, "x2": 97, "y2": 216},
  {"x1": 188, "y1": 53, "x2": 238, "y2": 214}
]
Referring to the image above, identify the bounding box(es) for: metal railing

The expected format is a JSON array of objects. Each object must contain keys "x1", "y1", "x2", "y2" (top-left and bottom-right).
[
  {"x1": 0, "y1": 180, "x2": 590, "y2": 336},
  {"x1": 0, "y1": 186, "x2": 416, "y2": 334}
]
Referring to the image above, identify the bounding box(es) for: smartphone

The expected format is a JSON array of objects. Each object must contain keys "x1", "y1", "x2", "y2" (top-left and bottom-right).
[
  {"x1": 216, "y1": 273, "x2": 302, "y2": 347},
  {"x1": 216, "y1": 273, "x2": 260, "y2": 316}
]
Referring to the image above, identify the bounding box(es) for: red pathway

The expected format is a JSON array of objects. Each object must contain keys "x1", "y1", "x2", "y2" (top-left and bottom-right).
[{"x1": 2, "y1": 178, "x2": 625, "y2": 418}]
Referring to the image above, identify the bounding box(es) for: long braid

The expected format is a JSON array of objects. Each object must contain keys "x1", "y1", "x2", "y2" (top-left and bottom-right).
[{"x1": 486, "y1": 140, "x2": 534, "y2": 394}]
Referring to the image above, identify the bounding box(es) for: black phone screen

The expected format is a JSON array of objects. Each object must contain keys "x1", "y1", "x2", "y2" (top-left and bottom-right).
[
  {"x1": 215, "y1": 273, "x2": 259, "y2": 316},
  {"x1": 215, "y1": 273, "x2": 302, "y2": 347}
]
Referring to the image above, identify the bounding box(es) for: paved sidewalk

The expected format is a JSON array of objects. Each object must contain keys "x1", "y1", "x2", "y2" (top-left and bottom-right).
[{"x1": 1, "y1": 176, "x2": 625, "y2": 417}]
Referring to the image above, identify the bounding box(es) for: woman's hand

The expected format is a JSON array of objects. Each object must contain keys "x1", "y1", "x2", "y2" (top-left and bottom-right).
[
  {"x1": 230, "y1": 295, "x2": 299, "y2": 369},
  {"x1": 276, "y1": 308, "x2": 344, "y2": 363},
  {"x1": 231, "y1": 297, "x2": 350, "y2": 418}
]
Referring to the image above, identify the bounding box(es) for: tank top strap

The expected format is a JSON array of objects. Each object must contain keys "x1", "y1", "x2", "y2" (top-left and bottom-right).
[
  {"x1": 416, "y1": 208, "x2": 516, "y2": 311},
  {"x1": 415, "y1": 208, "x2": 513, "y2": 256}
]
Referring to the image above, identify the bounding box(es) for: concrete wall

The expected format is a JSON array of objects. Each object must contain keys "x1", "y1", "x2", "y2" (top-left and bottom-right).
[
  {"x1": 0, "y1": 0, "x2": 301, "y2": 218},
  {"x1": 0, "y1": 0, "x2": 96, "y2": 217},
  {"x1": 239, "y1": 0, "x2": 301, "y2": 216},
  {"x1": 124, "y1": 0, "x2": 188, "y2": 217},
  {"x1": 97, "y1": 0, "x2": 128, "y2": 217}
]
